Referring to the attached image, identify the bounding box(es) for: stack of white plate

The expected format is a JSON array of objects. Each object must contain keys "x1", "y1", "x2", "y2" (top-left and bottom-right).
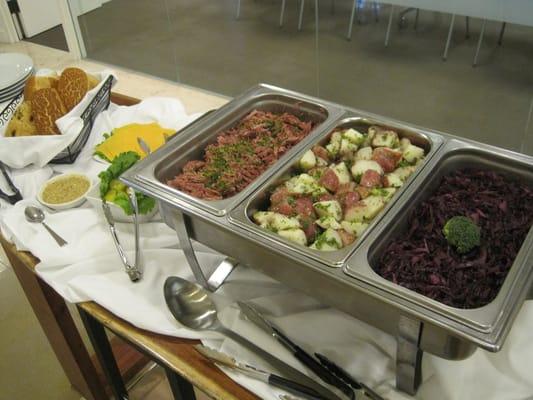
[{"x1": 0, "y1": 53, "x2": 34, "y2": 103}]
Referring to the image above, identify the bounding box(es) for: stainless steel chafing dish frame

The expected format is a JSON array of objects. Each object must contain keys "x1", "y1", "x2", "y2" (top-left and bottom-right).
[
  {"x1": 229, "y1": 112, "x2": 445, "y2": 268},
  {"x1": 120, "y1": 84, "x2": 533, "y2": 396}
]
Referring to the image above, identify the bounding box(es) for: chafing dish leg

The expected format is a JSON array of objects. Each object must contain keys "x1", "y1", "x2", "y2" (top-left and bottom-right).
[
  {"x1": 173, "y1": 211, "x2": 236, "y2": 291},
  {"x1": 396, "y1": 316, "x2": 423, "y2": 395}
]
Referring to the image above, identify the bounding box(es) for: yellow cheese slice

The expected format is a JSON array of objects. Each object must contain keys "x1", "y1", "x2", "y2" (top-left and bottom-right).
[{"x1": 94, "y1": 122, "x2": 175, "y2": 161}]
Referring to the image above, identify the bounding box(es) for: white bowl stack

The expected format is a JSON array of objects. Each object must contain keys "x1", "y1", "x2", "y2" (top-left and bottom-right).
[{"x1": 0, "y1": 53, "x2": 34, "y2": 103}]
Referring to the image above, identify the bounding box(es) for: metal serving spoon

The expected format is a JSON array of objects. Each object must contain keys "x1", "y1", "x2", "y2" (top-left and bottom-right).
[
  {"x1": 163, "y1": 276, "x2": 342, "y2": 400},
  {"x1": 24, "y1": 206, "x2": 68, "y2": 247}
]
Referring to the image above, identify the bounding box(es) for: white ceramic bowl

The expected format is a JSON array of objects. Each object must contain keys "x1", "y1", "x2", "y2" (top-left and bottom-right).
[
  {"x1": 85, "y1": 184, "x2": 159, "y2": 223},
  {"x1": 38, "y1": 173, "x2": 92, "y2": 210}
]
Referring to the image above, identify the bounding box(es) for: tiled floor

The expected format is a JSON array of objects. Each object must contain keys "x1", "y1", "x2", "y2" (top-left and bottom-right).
[
  {"x1": 0, "y1": 249, "x2": 208, "y2": 400},
  {"x1": 24, "y1": 25, "x2": 69, "y2": 52}
]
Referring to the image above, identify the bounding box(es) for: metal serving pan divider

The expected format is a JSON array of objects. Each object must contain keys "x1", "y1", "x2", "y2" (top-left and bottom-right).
[
  {"x1": 121, "y1": 84, "x2": 344, "y2": 288},
  {"x1": 229, "y1": 112, "x2": 444, "y2": 268}
]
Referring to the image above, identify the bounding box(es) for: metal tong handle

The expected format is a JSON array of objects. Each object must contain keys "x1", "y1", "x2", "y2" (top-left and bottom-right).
[
  {"x1": 0, "y1": 162, "x2": 22, "y2": 204},
  {"x1": 102, "y1": 187, "x2": 142, "y2": 282},
  {"x1": 314, "y1": 354, "x2": 386, "y2": 400}
]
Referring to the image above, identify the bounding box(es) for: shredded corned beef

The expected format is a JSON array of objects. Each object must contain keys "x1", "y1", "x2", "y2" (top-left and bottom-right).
[
  {"x1": 167, "y1": 110, "x2": 314, "y2": 200},
  {"x1": 375, "y1": 169, "x2": 533, "y2": 309}
]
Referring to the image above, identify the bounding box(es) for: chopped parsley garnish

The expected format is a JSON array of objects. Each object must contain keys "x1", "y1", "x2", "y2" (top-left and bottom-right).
[
  {"x1": 370, "y1": 188, "x2": 389, "y2": 197},
  {"x1": 397, "y1": 159, "x2": 411, "y2": 168}
]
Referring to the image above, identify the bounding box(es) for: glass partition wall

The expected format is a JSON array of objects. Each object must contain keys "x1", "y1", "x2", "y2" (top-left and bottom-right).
[{"x1": 68, "y1": 0, "x2": 533, "y2": 154}]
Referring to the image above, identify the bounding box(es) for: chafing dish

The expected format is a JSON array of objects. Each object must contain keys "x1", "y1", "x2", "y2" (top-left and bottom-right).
[{"x1": 120, "y1": 84, "x2": 533, "y2": 395}]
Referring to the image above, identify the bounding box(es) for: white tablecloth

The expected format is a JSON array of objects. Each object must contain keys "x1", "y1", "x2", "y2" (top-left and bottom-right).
[{"x1": 1, "y1": 97, "x2": 532, "y2": 400}]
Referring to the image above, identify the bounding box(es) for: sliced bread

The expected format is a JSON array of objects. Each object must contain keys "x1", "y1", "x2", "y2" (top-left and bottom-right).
[
  {"x1": 31, "y1": 88, "x2": 66, "y2": 135},
  {"x1": 23, "y1": 76, "x2": 59, "y2": 101},
  {"x1": 4, "y1": 101, "x2": 37, "y2": 137},
  {"x1": 57, "y1": 67, "x2": 89, "y2": 112}
]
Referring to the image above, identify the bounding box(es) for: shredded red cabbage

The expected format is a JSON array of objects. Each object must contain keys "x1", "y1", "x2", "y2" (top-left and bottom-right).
[{"x1": 375, "y1": 169, "x2": 533, "y2": 309}]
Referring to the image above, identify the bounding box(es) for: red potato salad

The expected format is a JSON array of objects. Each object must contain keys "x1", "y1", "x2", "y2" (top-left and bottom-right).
[{"x1": 253, "y1": 126, "x2": 426, "y2": 251}]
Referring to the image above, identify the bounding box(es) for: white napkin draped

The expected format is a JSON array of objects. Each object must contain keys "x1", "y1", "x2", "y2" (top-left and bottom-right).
[
  {"x1": 0, "y1": 69, "x2": 116, "y2": 168},
  {"x1": 0, "y1": 199, "x2": 178, "y2": 269}
]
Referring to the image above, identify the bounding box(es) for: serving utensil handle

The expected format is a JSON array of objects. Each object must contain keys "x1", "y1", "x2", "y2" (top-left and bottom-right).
[
  {"x1": 102, "y1": 188, "x2": 142, "y2": 282},
  {"x1": 219, "y1": 326, "x2": 341, "y2": 400},
  {"x1": 41, "y1": 221, "x2": 68, "y2": 247},
  {"x1": 269, "y1": 375, "x2": 325, "y2": 400}
]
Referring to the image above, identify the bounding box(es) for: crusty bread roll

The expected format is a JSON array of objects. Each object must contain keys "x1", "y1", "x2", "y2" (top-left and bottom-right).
[
  {"x1": 4, "y1": 101, "x2": 37, "y2": 137},
  {"x1": 5, "y1": 117, "x2": 37, "y2": 137},
  {"x1": 23, "y1": 76, "x2": 59, "y2": 101},
  {"x1": 57, "y1": 67, "x2": 89, "y2": 112},
  {"x1": 31, "y1": 88, "x2": 66, "y2": 135}
]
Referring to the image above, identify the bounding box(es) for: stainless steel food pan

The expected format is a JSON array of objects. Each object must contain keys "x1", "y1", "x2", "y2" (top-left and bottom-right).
[
  {"x1": 125, "y1": 84, "x2": 343, "y2": 217},
  {"x1": 229, "y1": 113, "x2": 445, "y2": 267},
  {"x1": 346, "y1": 138, "x2": 533, "y2": 352}
]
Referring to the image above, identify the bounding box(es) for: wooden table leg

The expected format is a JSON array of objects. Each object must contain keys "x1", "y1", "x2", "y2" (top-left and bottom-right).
[
  {"x1": 78, "y1": 306, "x2": 129, "y2": 400},
  {"x1": 3, "y1": 242, "x2": 107, "y2": 400}
]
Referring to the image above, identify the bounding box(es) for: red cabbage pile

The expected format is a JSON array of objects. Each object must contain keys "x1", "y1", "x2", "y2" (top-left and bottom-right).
[{"x1": 375, "y1": 169, "x2": 533, "y2": 309}]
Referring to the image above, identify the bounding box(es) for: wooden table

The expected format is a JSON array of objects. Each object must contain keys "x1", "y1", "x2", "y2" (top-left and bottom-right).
[{"x1": 0, "y1": 92, "x2": 259, "y2": 400}]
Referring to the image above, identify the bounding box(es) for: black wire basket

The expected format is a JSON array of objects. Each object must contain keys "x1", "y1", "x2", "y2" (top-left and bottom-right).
[{"x1": 0, "y1": 74, "x2": 114, "y2": 164}]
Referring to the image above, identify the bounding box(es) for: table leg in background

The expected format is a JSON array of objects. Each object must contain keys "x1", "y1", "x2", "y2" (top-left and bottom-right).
[
  {"x1": 78, "y1": 306, "x2": 129, "y2": 400},
  {"x1": 1, "y1": 239, "x2": 106, "y2": 400},
  {"x1": 165, "y1": 367, "x2": 197, "y2": 400}
]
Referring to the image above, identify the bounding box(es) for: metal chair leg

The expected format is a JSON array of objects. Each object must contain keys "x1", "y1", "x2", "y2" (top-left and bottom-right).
[
  {"x1": 443, "y1": 14, "x2": 456, "y2": 61},
  {"x1": 373, "y1": 1, "x2": 379, "y2": 22},
  {"x1": 385, "y1": 5, "x2": 394, "y2": 47},
  {"x1": 297, "y1": 0, "x2": 305, "y2": 30},
  {"x1": 498, "y1": 22, "x2": 506, "y2": 45},
  {"x1": 357, "y1": 0, "x2": 364, "y2": 25},
  {"x1": 414, "y1": 8, "x2": 419, "y2": 31},
  {"x1": 398, "y1": 7, "x2": 415, "y2": 29},
  {"x1": 165, "y1": 367, "x2": 196, "y2": 400},
  {"x1": 314, "y1": 0, "x2": 318, "y2": 32},
  {"x1": 465, "y1": 16, "x2": 470, "y2": 39},
  {"x1": 78, "y1": 306, "x2": 129, "y2": 400},
  {"x1": 280, "y1": 0, "x2": 287, "y2": 27},
  {"x1": 346, "y1": 0, "x2": 357, "y2": 40},
  {"x1": 473, "y1": 19, "x2": 487, "y2": 67},
  {"x1": 236, "y1": 0, "x2": 241, "y2": 19}
]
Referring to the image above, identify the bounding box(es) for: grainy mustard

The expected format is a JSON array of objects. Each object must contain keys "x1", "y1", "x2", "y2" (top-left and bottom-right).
[{"x1": 42, "y1": 176, "x2": 90, "y2": 204}]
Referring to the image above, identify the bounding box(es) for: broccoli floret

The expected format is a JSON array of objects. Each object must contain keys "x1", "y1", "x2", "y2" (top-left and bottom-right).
[{"x1": 442, "y1": 216, "x2": 481, "y2": 254}]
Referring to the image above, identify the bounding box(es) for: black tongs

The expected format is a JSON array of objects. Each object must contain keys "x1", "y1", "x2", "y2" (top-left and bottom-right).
[
  {"x1": 0, "y1": 161, "x2": 22, "y2": 204},
  {"x1": 238, "y1": 301, "x2": 386, "y2": 400}
]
